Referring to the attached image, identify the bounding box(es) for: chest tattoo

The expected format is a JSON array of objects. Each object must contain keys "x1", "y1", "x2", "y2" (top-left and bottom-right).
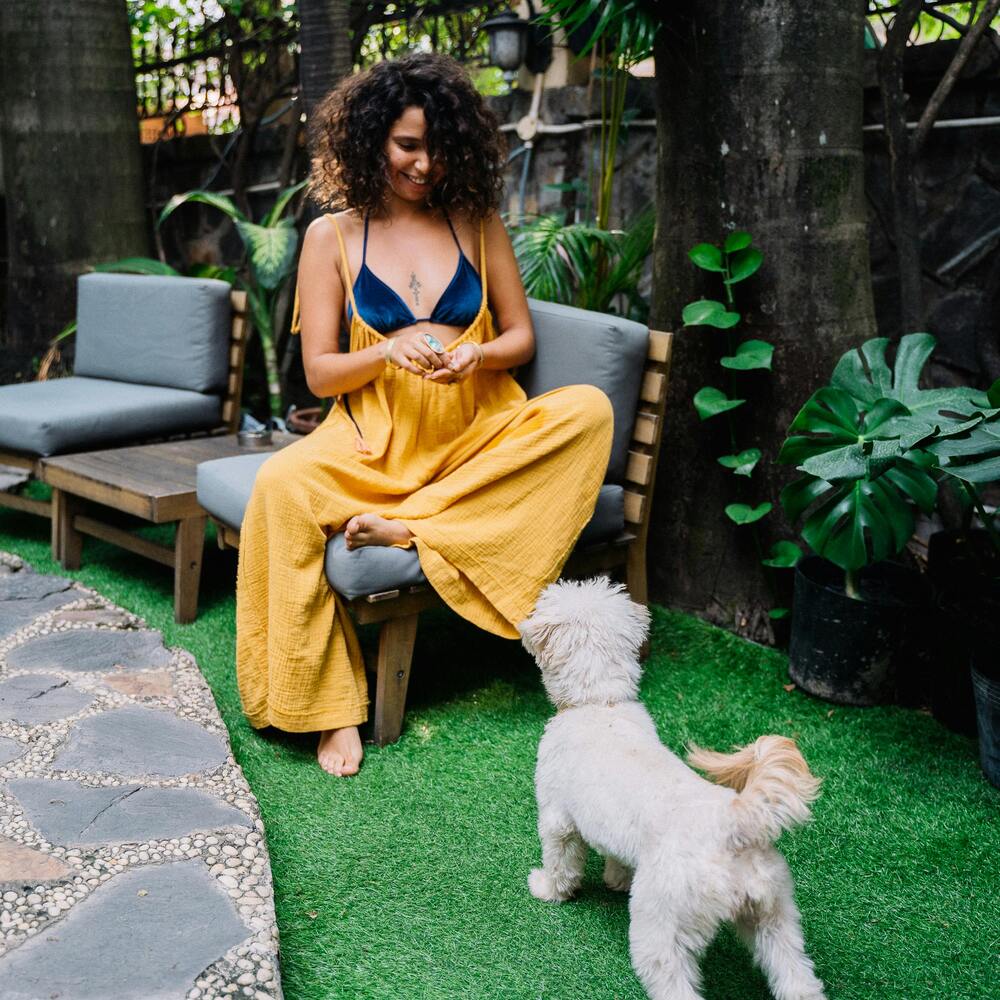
[{"x1": 409, "y1": 272, "x2": 422, "y2": 307}]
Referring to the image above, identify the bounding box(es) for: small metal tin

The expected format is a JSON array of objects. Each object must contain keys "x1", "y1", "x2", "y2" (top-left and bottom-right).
[{"x1": 237, "y1": 428, "x2": 273, "y2": 448}]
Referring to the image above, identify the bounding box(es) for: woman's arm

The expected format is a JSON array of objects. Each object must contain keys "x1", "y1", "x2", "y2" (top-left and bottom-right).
[{"x1": 298, "y1": 216, "x2": 387, "y2": 398}]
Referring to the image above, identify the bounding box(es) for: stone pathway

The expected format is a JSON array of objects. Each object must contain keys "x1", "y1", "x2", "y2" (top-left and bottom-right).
[{"x1": 0, "y1": 552, "x2": 283, "y2": 1000}]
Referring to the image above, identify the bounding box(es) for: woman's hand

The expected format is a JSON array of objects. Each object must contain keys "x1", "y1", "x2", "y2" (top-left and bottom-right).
[
  {"x1": 383, "y1": 329, "x2": 449, "y2": 375},
  {"x1": 424, "y1": 342, "x2": 484, "y2": 384}
]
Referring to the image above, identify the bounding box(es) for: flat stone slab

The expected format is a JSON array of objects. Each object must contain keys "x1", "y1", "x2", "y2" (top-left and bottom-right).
[
  {"x1": 0, "y1": 674, "x2": 94, "y2": 725},
  {"x1": 52, "y1": 608, "x2": 135, "y2": 627},
  {"x1": 0, "y1": 736, "x2": 26, "y2": 766},
  {"x1": 0, "y1": 569, "x2": 74, "y2": 602},
  {"x1": 0, "y1": 859, "x2": 250, "y2": 1000},
  {"x1": 101, "y1": 670, "x2": 174, "y2": 699},
  {"x1": 9, "y1": 778, "x2": 251, "y2": 847},
  {"x1": 0, "y1": 572, "x2": 78, "y2": 640},
  {"x1": 0, "y1": 836, "x2": 72, "y2": 885},
  {"x1": 52, "y1": 706, "x2": 229, "y2": 777},
  {"x1": 6, "y1": 628, "x2": 172, "y2": 673}
]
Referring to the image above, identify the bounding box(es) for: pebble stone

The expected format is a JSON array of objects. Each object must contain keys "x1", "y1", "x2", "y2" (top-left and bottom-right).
[{"x1": 0, "y1": 553, "x2": 283, "y2": 998}]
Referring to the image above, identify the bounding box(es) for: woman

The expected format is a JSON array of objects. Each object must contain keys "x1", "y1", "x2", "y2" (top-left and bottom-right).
[{"x1": 236, "y1": 53, "x2": 612, "y2": 777}]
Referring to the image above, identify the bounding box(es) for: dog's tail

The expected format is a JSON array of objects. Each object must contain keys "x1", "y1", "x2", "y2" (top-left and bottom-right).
[{"x1": 687, "y1": 736, "x2": 821, "y2": 848}]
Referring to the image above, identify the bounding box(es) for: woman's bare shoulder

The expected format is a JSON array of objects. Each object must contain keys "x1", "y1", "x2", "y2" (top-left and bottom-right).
[{"x1": 303, "y1": 209, "x2": 362, "y2": 254}]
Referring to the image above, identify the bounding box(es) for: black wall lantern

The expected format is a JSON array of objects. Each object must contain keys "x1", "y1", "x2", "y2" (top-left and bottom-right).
[{"x1": 482, "y1": 3, "x2": 553, "y2": 78}]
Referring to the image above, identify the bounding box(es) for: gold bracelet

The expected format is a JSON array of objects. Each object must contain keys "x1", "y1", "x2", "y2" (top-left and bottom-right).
[
  {"x1": 471, "y1": 342, "x2": 485, "y2": 367},
  {"x1": 383, "y1": 340, "x2": 402, "y2": 369}
]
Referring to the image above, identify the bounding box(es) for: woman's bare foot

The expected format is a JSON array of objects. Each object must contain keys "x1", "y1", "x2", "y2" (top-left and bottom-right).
[
  {"x1": 344, "y1": 513, "x2": 412, "y2": 550},
  {"x1": 317, "y1": 726, "x2": 363, "y2": 776}
]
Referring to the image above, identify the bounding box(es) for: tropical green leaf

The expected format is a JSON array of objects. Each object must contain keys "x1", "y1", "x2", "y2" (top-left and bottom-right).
[
  {"x1": 721, "y1": 339, "x2": 773, "y2": 371},
  {"x1": 762, "y1": 541, "x2": 803, "y2": 568},
  {"x1": 727, "y1": 247, "x2": 763, "y2": 283},
  {"x1": 93, "y1": 257, "x2": 181, "y2": 276},
  {"x1": 831, "y1": 333, "x2": 992, "y2": 442},
  {"x1": 717, "y1": 448, "x2": 762, "y2": 476},
  {"x1": 688, "y1": 243, "x2": 724, "y2": 272},
  {"x1": 781, "y1": 474, "x2": 830, "y2": 522},
  {"x1": 682, "y1": 299, "x2": 740, "y2": 329},
  {"x1": 186, "y1": 263, "x2": 238, "y2": 285},
  {"x1": 694, "y1": 387, "x2": 745, "y2": 421},
  {"x1": 157, "y1": 190, "x2": 247, "y2": 227},
  {"x1": 769, "y1": 607, "x2": 790, "y2": 620},
  {"x1": 725, "y1": 502, "x2": 772, "y2": 525},
  {"x1": 989, "y1": 379, "x2": 1000, "y2": 408},
  {"x1": 261, "y1": 180, "x2": 307, "y2": 228},
  {"x1": 235, "y1": 220, "x2": 299, "y2": 291},
  {"x1": 724, "y1": 231, "x2": 752, "y2": 253}
]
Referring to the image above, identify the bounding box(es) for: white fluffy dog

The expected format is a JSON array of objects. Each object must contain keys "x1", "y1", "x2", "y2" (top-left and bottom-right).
[{"x1": 519, "y1": 577, "x2": 826, "y2": 1000}]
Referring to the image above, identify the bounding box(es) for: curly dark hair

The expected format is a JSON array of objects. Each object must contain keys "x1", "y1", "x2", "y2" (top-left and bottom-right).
[{"x1": 309, "y1": 53, "x2": 506, "y2": 221}]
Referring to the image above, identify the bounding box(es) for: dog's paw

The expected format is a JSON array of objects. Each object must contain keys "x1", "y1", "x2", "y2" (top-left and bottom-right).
[
  {"x1": 602, "y1": 858, "x2": 633, "y2": 893},
  {"x1": 528, "y1": 868, "x2": 571, "y2": 902}
]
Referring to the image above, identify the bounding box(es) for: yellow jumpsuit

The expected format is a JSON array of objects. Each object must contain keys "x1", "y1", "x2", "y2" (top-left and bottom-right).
[{"x1": 235, "y1": 218, "x2": 613, "y2": 732}]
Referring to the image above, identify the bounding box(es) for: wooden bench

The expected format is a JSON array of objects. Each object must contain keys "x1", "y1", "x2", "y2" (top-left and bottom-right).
[
  {"x1": 211, "y1": 327, "x2": 672, "y2": 745},
  {"x1": 0, "y1": 283, "x2": 250, "y2": 526}
]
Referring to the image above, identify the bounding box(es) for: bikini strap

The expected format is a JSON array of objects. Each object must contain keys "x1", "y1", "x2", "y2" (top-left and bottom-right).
[
  {"x1": 444, "y1": 213, "x2": 462, "y2": 251},
  {"x1": 479, "y1": 220, "x2": 488, "y2": 304},
  {"x1": 327, "y1": 214, "x2": 359, "y2": 318}
]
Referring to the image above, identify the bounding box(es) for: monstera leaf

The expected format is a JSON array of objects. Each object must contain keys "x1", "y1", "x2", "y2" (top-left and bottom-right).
[
  {"x1": 780, "y1": 453, "x2": 937, "y2": 572},
  {"x1": 779, "y1": 385, "x2": 939, "y2": 572},
  {"x1": 777, "y1": 387, "x2": 923, "y2": 481},
  {"x1": 830, "y1": 333, "x2": 997, "y2": 445},
  {"x1": 927, "y1": 414, "x2": 1000, "y2": 485}
]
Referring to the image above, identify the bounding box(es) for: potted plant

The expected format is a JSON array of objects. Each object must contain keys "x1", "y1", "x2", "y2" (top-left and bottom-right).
[
  {"x1": 923, "y1": 390, "x2": 1000, "y2": 785},
  {"x1": 778, "y1": 378, "x2": 937, "y2": 706}
]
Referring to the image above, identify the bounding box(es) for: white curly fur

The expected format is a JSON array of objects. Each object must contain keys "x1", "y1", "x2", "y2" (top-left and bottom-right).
[{"x1": 519, "y1": 577, "x2": 827, "y2": 1000}]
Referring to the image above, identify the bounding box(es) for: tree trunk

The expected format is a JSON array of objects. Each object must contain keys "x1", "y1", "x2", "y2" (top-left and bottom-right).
[
  {"x1": 297, "y1": 0, "x2": 353, "y2": 123},
  {"x1": 0, "y1": 0, "x2": 147, "y2": 383},
  {"x1": 648, "y1": 0, "x2": 877, "y2": 635}
]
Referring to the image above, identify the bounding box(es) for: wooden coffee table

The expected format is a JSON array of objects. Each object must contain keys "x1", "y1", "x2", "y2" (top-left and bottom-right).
[{"x1": 39, "y1": 433, "x2": 295, "y2": 623}]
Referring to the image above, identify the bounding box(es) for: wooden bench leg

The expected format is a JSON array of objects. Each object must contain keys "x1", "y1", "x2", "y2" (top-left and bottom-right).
[
  {"x1": 627, "y1": 541, "x2": 651, "y2": 659},
  {"x1": 372, "y1": 613, "x2": 419, "y2": 746},
  {"x1": 53, "y1": 489, "x2": 83, "y2": 570},
  {"x1": 174, "y1": 514, "x2": 207, "y2": 624}
]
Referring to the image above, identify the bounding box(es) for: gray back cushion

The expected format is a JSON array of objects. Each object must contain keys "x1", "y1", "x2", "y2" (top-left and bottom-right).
[
  {"x1": 518, "y1": 299, "x2": 648, "y2": 483},
  {"x1": 74, "y1": 273, "x2": 231, "y2": 393}
]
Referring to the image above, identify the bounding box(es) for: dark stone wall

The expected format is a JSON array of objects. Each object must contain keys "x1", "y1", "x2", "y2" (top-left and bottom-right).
[{"x1": 863, "y1": 41, "x2": 1000, "y2": 391}]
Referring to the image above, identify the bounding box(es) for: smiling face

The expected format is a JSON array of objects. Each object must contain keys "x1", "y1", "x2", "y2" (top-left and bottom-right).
[{"x1": 383, "y1": 105, "x2": 443, "y2": 204}]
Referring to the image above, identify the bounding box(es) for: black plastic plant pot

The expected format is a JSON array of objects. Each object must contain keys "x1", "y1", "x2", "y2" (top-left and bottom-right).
[
  {"x1": 927, "y1": 529, "x2": 1000, "y2": 597},
  {"x1": 971, "y1": 656, "x2": 1000, "y2": 790},
  {"x1": 929, "y1": 593, "x2": 978, "y2": 736},
  {"x1": 789, "y1": 555, "x2": 929, "y2": 707}
]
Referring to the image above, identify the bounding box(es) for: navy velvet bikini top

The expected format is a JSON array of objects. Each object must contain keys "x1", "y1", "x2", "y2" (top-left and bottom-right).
[{"x1": 347, "y1": 215, "x2": 482, "y2": 334}]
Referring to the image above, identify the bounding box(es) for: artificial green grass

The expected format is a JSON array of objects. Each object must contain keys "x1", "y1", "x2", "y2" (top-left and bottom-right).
[{"x1": 1, "y1": 507, "x2": 997, "y2": 1000}]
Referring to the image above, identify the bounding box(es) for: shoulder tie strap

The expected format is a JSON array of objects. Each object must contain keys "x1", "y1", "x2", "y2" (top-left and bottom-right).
[
  {"x1": 327, "y1": 213, "x2": 359, "y2": 319},
  {"x1": 479, "y1": 220, "x2": 488, "y2": 305}
]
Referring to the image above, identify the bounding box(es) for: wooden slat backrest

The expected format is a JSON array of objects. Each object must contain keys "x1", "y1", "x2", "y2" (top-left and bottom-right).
[
  {"x1": 220, "y1": 289, "x2": 250, "y2": 434},
  {"x1": 623, "y1": 330, "x2": 673, "y2": 544}
]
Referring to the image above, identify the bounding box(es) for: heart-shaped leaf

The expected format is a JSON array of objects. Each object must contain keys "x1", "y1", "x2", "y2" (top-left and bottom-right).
[
  {"x1": 717, "y1": 448, "x2": 762, "y2": 476},
  {"x1": 727, "y1": 247, "x2": 763, "y2": 283},
  {"x1": 721, "y1": 339, "x2": 774, "y2": 371},
  {"x1": 724, "y1": 231, "x2": 752, "y2": 253},
  {"x1": 688, "y1": 243, "x2": 724, "y2": 272},
  {"x1": 236, "y1": 219, "x2": 299, "y2": 290},
  {"x1": 682, "y1": 299, "x2": 740, "y2": 328},
  {"x1": 725, "y1": 502, "x2": 772, "y2": 525},
  {"x1": 694, "y1": 387, "x2": 745, "y2": 421},
  {"x1": 762, "y1": 540, "x2": 803, "y2": 568}
]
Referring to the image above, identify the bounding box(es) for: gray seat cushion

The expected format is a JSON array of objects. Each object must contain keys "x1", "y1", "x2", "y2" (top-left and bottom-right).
[
  {"x1": 518, "y1": 299, "x2": 648, "y2": 483},
  {"x1": 322, "y1": 485, "x2": 624, "y2": 600},
  {"x1": 74, "y1": 273, "x2": 231, "y2": 394},
  {"x1": 0, "y1": 377, "x2": 222, "y2": 458},
  {"x1": 196, "y1": 451, "x2": 625, "y2": 600},
  {"x1": 196, "y1": 453, "x2": 273, "y2": 529}
]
